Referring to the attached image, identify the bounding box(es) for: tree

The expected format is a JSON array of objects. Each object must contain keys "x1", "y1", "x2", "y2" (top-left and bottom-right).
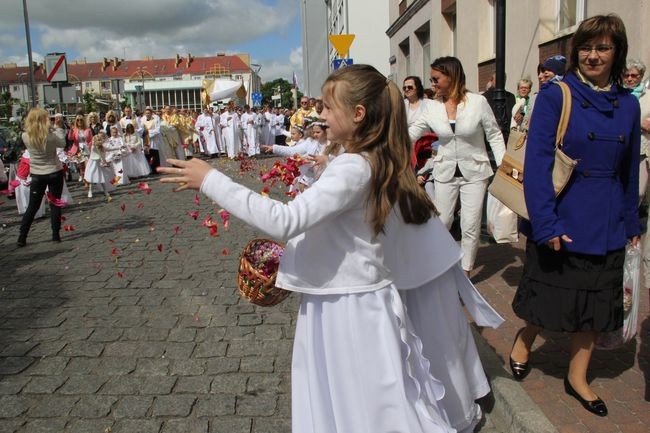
[
  {"x1": 260, "y1": 79, "x2": 303, "y2": 108},
  {"x1": 82, "y1": 90, "x2": 98, "y2": 113},
  {"x1": 0, "y1": 92, "x2": 19, "y2": 118}
]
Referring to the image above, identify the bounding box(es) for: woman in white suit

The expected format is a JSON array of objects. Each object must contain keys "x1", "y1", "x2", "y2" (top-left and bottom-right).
[{"x1": 409, "y1": 57, "x2": 505, "y2": 275}]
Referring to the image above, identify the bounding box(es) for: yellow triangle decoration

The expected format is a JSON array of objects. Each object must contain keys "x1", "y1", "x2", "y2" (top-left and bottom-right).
[{"x1": 328, "y1": 34, "x2": 355, "y2": 58}]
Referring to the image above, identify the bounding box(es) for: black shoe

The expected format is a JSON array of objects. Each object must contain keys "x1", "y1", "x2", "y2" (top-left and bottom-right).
[
  {"x1": 52, "y1": 233, "x2": 61, "y2": 242},
  {"x1": 563, "y1": 376, "x2": 608, "y2": 417},
  {"x1": 509, "y1": 328, "x2": 531, "y2": 381},
  {"x1": 16, "y1": 234, "x2": 26, "y2": 247}
]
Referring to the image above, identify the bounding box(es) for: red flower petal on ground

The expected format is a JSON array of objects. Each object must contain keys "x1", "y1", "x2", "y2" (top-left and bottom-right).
[
  {"x1": 187, "y1": 210, "x2": 199, "y2": 220},
  {"x1": 194, "y1": 194, "x2": 200, "y2": 206},
  {"x1": 117, "y1": 271, "x2": 125, "y2": 278},
  {"x1": 136, "y1": 202, "x2": 144, "y2": 208},
  {"x1": 120, "y1": 203, "x2": 126, "y2": 213},
  {"x1": 209, "y1": 225, "x2": 218, "y2": 237},
  {"x1": 221, "y1": 249, "x2": 230, "y2": 255},
  {"x1": 46, "y1": 191, "x2": 68, "y2": 207},
  {"x1": 157, "y1": 244, "x2": 163, "y2": 252},
  {"x1": 111, "y1": 248, "x2": 120, "y2": 256},
  {"x1": 59, "y1": 215, "x2": 66, "y2": 222},
  {"x1": 63, "y1": 225, "x2": 75, "y2": 231},
  {"x1": 173, "y1": 225, "x2": 180, "y2": 235},
  {"x1": 174, "y1": 249, "x2": 180, "y2": 255}
]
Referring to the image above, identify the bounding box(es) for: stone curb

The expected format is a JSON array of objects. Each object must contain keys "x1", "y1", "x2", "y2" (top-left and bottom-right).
[{"x1": 472, "y1": 327, "x2": 559, "y2": 433}]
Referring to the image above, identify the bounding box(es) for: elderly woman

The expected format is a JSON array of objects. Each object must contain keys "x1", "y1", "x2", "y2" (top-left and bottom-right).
[
  {"x1": 403, "y1": 76, "x2": 432, "y2": 127},
  {"x1": 17, "y1": 108, "x2": 67, "y2": 246},
  {"x1": 409, "y1": 57, "x2": 505, "y2": 276},
  {"x1": 510, "y1": 15, "x2": 640, "y2": 417},
  {"x1": 510, "y1": 77, "x2": 533, "y2": 130}
]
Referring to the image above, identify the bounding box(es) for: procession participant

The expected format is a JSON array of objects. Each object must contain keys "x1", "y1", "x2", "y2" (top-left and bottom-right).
[
  {"x1": 211, "y1": 107, "x2": 225, "y2": 156},
  {"x1": 290, "y1": 96, "x2": 318, "y2": 127},
  {"x1": 121, "y1": 123, "x2": 151, "y2": 178},
  {"x1": 196, "y1": 106, "x2": 219, "y2": 157},
  {"x1": 240, "y1": 105, "x2": 261, "y2": 156},
  {"x1": 67, "y1": 115, "x2": 93, "y2": 182},
  {"x1": 119, "y1": 105, "x2": 138, "y2": 131},
  {"x1": 87, "y1": 112, "x2": 103, "y2": 136},
  {"x1": 161, "y1": 107, "x2": 185, "y2": 161},
  {"x1": 273, "y1": 107, "x2": 285, "y2": 145},
  {"x1": 104, "y1": 125, "x2": 130, "y2": 185},
  {"x1": 103, "y1": 110, "x2": 122, "y2": 136},
  {"x1": 84, "y1": 131, "x2": 116, "y2": 201},
  {"x1": 260, "y1": 105, "x2": 273, "y2": 145},
  {"x1": 220, "y1": 102, "x2": 241, "y2": 158},
  {"x1": 140, "y1": 106, "x2": 166, "y2": 170}
]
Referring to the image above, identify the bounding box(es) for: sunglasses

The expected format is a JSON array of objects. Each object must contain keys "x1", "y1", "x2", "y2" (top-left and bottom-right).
[
  {"x1": 402, "y1": 85, "x2": 415, "y2": 91},
  {"x1": 429, "y1": 77, "x2": 439, "y2": 84},
  {"x1": 624, "y1": 73, "x2": 640, "y2": 78}
]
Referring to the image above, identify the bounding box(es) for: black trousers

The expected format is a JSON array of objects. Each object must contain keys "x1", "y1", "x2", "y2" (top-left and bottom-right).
[
  {"x1": 148, "y1": 149, "x2": 160, "y2": 172},
  {"x1": 20, "y1": 170, "x2": 64, "y2": 236}
]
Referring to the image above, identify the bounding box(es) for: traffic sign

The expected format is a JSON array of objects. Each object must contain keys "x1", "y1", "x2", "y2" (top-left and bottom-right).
[
  {"x1": 332, "y1": 58, "x2": 354, "y2": 70},
  {"x1": 45, "y1": 53, "x2": 67, "y2": 83},
  {"x1": 328, "y1": 34, "x2": 355, "y2": 58}
]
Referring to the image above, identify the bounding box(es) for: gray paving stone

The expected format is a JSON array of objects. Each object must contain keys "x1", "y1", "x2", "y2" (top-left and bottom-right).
[
  {"x1": 168, "y1": 327, "x2": 197, "y2": 342},
  {"x1": 209, "y1": 417, "x2": 252, "y2": 433},
  {"x1": 112, "y1": 419, "x2": 162, "y2": 433},
  {"x1": 134, "y1": 357, "x2": 170, "y2": 376},
  {"x1": 67, "y1": 418, "x2": 114, "y2": 433},
  {"x1": 204, "y1": 357, "x2": 240, "y2": 375},
  {"x1": 60, "y1": 341, "x2": 105, "y2": 357},
  {"x1": 27, "y1": 395, "x2": 78, "y2": 417},
  {"x1": 174, "y1": 376, "x2": 211, "y2": 394},
  {"x1": 98, "y1": 376, "x2": 143, "y2": 395},
  {"x1": 238, "y1": 314, "x2": 263, "y2": 326},
  {"x1": 0, "y1": 419, "x2": 24, "y2": 433},
  {"x1": 63, "y1": 357, "x2": 101, "y2": 375},
  {"x1": 210, "y1": 374, "x2": 248, "y2": 394},
  {"x1": 22, "y1": 375, "x2": 67, "y2": 394},
  {"x1": 240, "y1": 357, "x2": 275, "y2": 373},
  {"x1": 97, "y1": 356, "x2": 136, "y2": 375},
  {"x1": 70, "y1": 395, "x2": 118, "y2": 417},
  {"x1": 236, "y1": 394, "x2": 277, "y2": 416},
  {"x1": 57, "y1": 375, "x2": 107, "y2": 394},
  {"x1": 225, "y1": 325, "x2": 256, "y2": 340},
  {"x1": 0, "y1": 342, "x2": 39, "y2": 357},
  {"x1": 0, "y1": 375, "x2": 31, "y2": 394},
  {"x1": 112, "y1": 395, "x2": 153, "y2": 418},
  {"x1": 88, "y1": 327, "x2": 125, "y2": 342},
  {"x1": 163, "y1": 342, "x2": 196, "y2": 359},
  {"x1": 122, "y1": 327, "x2": 169, "y2": 341},
  {"x1": 104, "y1": 341, "x2": 165, "y2": 357},
  {"x1": 18, "y1": 418, "x2": 65, "y2": 433},
  {"x1": 141, "y1": 376, "x2": 177, "y2": 395},
  {"x1": 193, "y1": 342, "x2": 228, "y2": 358},
  {"x1": 162, "y1": 418, "x2": 209, "y2": 433},
  {"x1": 252, "y1": 417, "x2": 292, "y2": 433},
  {"x1": 169, "y1": 359, "x2": 206, "y2": 376},
  {"x1": 254, "y1": 325, "x2": 284, "y2": 340},
  {"x1": 0, "y1": 357, "x2": 35, "y2": 375},
  {"x1": 0, "y1": 395, "x2": 30, "y2": 417},
  {"x1": 151, "y1": 394, "x2": 196, "y2": 416},
  {"x1": 27, "y1": 341, "x2": 66, "y2": 357},
  {"x1": 194, "y1": 394, "x2": 237, "y2": 417}
]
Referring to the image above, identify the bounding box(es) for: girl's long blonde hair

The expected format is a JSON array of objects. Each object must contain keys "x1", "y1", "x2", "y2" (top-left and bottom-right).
[
  {"x1": 322, "y1": 64, "x2": 437, "y2": 235},
  {"x1": 24, "y1": 108, "x2": 50, "y2": 152}
]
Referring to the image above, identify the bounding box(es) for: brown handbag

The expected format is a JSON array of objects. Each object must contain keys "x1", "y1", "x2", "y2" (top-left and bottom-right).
[{"x1": 488, "y1": 81, "x2": 578, "y2": 220}]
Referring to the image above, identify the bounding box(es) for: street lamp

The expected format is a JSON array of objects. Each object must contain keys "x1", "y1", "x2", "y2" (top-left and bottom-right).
[{"x1": 16, "y1": 72, "x2": 27, "y2": 104}]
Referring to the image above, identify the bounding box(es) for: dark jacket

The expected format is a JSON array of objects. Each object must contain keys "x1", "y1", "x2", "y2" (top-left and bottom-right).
[{"x1": 520, "y1": 72, "x2": 641, "y2": 255}]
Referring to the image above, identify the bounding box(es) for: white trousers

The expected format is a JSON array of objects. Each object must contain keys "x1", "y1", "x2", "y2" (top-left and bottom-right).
[{"x1": 434, "y1": 177, "x2": 488, "y2": 271}]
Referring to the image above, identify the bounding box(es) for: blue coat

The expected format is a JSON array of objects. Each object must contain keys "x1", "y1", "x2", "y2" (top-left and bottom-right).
[{"x1": 520, "y1": 72, "x2": 641, "y2": 255}]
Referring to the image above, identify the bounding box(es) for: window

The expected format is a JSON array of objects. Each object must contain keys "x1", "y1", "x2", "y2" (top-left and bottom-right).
[
  {"x1": 443, "y1": 11, "x2": 457, "y2": 56},
  {"x1": 416, "y1": 23, "x2": 431, "y2": 81},
  {"x1": 399, "y1": 38, "x2": 410, "y2": 77},
  {"x1": 557, "y1": 0, "x2": 585, "y2": 32},
  {"x1": 13, "y1": 85, "x2": 19, "y2": 91}
]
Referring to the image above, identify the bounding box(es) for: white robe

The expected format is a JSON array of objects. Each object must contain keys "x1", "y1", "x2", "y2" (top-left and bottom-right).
[
  {"x1": 140, "y1": 115, "x2": 168, "y2": 167},
  {"x1": 220, "y1": 111, "x2": 241, "y2": 158},
  {"x1": 261, "y1": 110, "x2": 273, "y2": 145},
  {"x1": 241, "y1": 112, "x2": 260, "y2": 156},
  {"x1": 195, "y1": 114, "x2": 219, "y2": 155}
]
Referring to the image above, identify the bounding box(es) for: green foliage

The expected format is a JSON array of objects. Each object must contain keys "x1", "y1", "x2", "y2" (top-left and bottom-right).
[
  {"x1": 260, "y1": 79, "x2": 303, "y2": 108},
  {"x1": 82, "y1": 91, "x2": 98, "y2": 113},
  {"x1": 0, "y1": 91, "x2": 19, "y2": 118}
]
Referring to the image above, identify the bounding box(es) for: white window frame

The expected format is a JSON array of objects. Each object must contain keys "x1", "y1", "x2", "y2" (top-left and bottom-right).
[{"x1": 556, "y1": 0, "x2": 585, "y2": 34}]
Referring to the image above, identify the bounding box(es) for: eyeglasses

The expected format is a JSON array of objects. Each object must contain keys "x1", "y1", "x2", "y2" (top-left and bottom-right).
[
  {"x1": 624, "y1": 72, "x2": 640, "y2": 78},
  {"x1": 402, "y1": 85, "x2": 414, "y2": 91},
  {"x1": 300, "y1": 101, "x2": 309, "y2": 105},
  {"x1": 429, "y1": 77, "x2": 439, "y2": 84},
  {"x1": 577, "y1": 44, "x2": 614, "y2": 55}
]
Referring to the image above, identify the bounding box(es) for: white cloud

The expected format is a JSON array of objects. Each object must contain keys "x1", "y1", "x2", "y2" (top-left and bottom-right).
[{"x1": 1, "y1": 0, "x2": 300, "y2": 78}]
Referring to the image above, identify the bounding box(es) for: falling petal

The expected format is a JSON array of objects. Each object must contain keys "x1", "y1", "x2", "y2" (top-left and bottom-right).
[
  {"x1": 221, "y1": 249, "x2": 230, "y2": 255},
  {"x1": 157, "y1": 244, "x2": 163, "y2": 252},
  {"x1": 194, "y1": 314, "x2": 200, "y2": 322},
  {"x1": 120, "y1": 203, "x2": 126, "y2": 213},
  {"x1": 194, "y1": 194, "x2": 200, "y2": 206},
  {"x1": 46, "y1": 192, "x2": 68, "y2": 207},
  {"x1": 201, "y1": 215, "x2": 213, "y2": 227},
  {"x1": 63, "y1": 225, "x2": 75, "y2": 231},
  {"x1": 59, "y1": 215, "x2": 66, "y2": 222}
]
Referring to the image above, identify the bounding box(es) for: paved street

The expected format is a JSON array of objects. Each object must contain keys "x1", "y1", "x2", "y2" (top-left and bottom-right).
[{"x1": 0, "y1": 156, "x2": 646, "y2": 433}]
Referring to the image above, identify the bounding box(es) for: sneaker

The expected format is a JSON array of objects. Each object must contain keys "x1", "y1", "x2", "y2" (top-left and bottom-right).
[
  {"x1": 106, "y1": 195, "x2": 112, "y2": 203},
  {"x1": 87, "y1": 190, "x2": 93, "y2": 198}
]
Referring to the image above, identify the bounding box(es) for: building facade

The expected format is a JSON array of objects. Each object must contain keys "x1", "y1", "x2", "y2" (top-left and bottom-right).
[
  {"x1": 387, "y1": 0, "x2": 650, "y2": 93},
  {"x1": 300, "y1": 0, "x2": 329, "y2": 97},
  {"x1": 0, "y1": 53, "x2": 259, "y2": 115}
]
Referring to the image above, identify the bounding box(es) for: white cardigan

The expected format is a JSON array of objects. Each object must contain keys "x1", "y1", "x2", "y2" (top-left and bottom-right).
[
  {"x1": 409, "y1": 92, "x2": 505, "y2": 182},
  {"x1": 200, "y1": 153, "x2": 392, "y2": 295}
]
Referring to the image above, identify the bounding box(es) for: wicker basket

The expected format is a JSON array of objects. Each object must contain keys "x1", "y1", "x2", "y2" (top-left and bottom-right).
[{"x1": 237, "y1": 238, "x2": 290, "y2": 307}]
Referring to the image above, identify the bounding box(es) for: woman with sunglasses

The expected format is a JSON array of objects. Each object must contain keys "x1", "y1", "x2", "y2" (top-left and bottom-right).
[
  {"x1": 403, "y1": 76, "x2": 432, "y2": 127},
  {"x1": 409, "y1": 56, "x2": 505, "y2": 277},
  {"x1": 511, "y1": 15, "x2": 640, "y2": 417}
]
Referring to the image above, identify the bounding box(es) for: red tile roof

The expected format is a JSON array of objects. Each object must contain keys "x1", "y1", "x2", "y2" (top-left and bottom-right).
[{"x1": 0, "y1": 54, "x2": 251, "y2": 84}]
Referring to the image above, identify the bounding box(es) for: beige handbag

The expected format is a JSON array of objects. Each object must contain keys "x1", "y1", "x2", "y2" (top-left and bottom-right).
[{"x1": 488, "y1": 81, "x2": 578, "y2": 220}]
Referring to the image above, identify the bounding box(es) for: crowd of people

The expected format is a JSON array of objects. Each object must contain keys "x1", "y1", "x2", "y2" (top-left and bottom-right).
[{"x1": 7, "y1": 11, "x2": 648, "y2": 433}]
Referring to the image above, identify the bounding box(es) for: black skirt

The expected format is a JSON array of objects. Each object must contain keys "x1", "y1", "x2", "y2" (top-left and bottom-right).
[{"x1": 512, "y1": 240, "x2": 624, "y2": 333}]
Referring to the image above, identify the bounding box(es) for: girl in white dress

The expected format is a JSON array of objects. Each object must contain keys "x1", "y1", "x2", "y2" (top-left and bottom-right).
[
  {"x1": 105, "y1": 126, "x2": 130, "y2": 186},
  {"x1": 83, "y1": 131, "x2": 115, "y2": 201},
  {"x1": 159, "y1": 65, "x2": 480, "y2": 433},
  {"x1": 121, "y1": 123, "x2": 151, "y2": 178}
]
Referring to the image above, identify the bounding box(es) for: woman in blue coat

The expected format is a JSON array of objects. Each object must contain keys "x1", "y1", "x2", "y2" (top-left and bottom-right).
[{"x1": 509, "y1": 15, "x2": 641, "y2": 417}]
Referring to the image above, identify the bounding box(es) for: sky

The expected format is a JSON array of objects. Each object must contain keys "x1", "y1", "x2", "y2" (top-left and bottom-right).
[{"x1": 0, "y1": 0, "x2": 303, "y2": 84}]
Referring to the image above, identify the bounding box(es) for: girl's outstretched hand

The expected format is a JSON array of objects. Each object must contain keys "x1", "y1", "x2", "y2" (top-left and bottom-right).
[{"x1": 158, "y1": 158, "x2": 213, "y2": 192}]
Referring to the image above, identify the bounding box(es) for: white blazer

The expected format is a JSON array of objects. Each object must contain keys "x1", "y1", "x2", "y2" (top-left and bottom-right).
[{"x1": 409, "y1": 92, "x2": 505, "y2": 182}]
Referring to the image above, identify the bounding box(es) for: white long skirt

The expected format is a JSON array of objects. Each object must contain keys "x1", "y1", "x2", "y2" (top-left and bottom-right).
[
  {"x1": 292, "y1": 285, "x2": 454, "y2": 433},
  {"x1": 122, "y1": 151, "x2": 151, "y2": 178},
  {"x1": 16, "y1": 179, "x2": 72, "y2": 216},
  {"x1": 401, "y1": 266, "x2": 490, "y2": 433},
  {"x1": 84, "y1": 160, "x2": 116, "y2": 191},
  {"x1": 111, "y1": 159, "x2": 130, "y2": 185}
]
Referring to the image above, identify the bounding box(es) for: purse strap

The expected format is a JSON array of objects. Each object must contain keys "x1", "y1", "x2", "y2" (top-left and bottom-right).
[{"x1": 554, "y1": 81, "x2": 572, "y2": 149}]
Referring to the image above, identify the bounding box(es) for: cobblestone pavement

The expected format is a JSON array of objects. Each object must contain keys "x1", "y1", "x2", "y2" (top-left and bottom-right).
[
  {"x1": 0, "y1": 156, "x2": 506, "y2": 433},
  {"x1": 473, "y1": 240, "x2": 650, "y2": 433}
]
